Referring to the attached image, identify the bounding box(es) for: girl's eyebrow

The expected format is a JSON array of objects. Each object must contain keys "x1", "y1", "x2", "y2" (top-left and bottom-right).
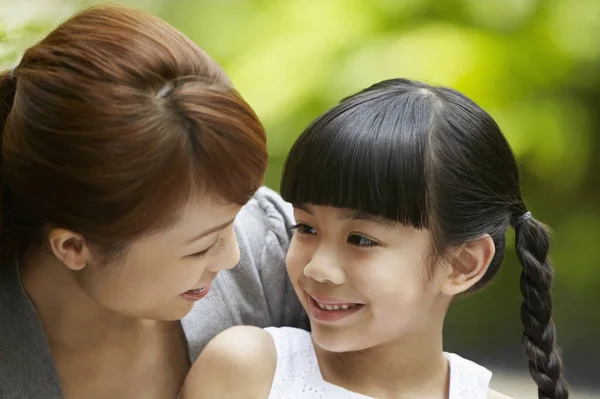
[
  {"x1": 293, "y1": 203, "x2": 396, "y2": 227},
  {"x1": 292, "y1": 202, "x2": 313, "y2": 214},
  {"x1": 338, "y1": 210, "x2": 396, "y2": 227}
]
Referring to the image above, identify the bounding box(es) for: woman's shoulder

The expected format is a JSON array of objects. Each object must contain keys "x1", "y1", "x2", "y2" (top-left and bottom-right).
[
  {"x1": 233, "y1": 186, "x2": 294, "y2": 273},
  {"x1": 236, "y1": 186, "x2": 294, "y2": 242},
  {"x1": 180, "y1": 326, "x2": 277, "y2": 399},
  {"x1": 0, "y1": 258, "x2": 63, "y2": 398}
]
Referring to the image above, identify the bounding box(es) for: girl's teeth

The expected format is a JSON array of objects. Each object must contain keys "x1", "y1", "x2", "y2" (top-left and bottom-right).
[{"x1": 317, "y1": 301, "x2": 357, "y2": 311}]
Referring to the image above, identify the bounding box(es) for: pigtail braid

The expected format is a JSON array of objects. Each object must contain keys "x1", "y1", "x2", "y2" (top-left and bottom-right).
[{"x1": 513, "y1": 213, "x2": 569, "y2": 399}]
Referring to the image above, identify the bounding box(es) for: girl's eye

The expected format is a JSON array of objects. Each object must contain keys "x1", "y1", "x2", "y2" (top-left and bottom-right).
[
  {"x1": 291, "y1": 223, "x2": 316, "y2": 235},
  {"x1": 347, "y1": 234, "x2": 378, "y2": 247}
]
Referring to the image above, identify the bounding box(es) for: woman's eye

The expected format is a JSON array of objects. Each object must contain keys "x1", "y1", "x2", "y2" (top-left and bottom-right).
[
  {"x1": 347, "y1": 234, "x2": 378, "y2": 247},
  {"x1": 188, "y1": 238, "x2": 223, "y2": 260},
  {"x1": 291, "y1": 223, "x2": 316, "y2": 235},
  {"x1": 189, "y1": 247, "x2": 212, "y2": 260}
]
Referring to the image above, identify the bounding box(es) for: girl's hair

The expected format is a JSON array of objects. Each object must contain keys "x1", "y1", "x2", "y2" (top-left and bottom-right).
[
  {"x1": 281, "y1": 78, "x2": 569, "y2": 399},
  {"x1": 0, "y1": 5, "x2": 267, "y2": 260}
]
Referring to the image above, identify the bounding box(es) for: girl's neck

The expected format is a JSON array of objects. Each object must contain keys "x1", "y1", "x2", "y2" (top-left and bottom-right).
[
  {"x1": 19, "y1": 249, "x2": 160, "y2": 352},
  {"x1": 313, "y1": 326, "x2": 449, "y2": 399}
]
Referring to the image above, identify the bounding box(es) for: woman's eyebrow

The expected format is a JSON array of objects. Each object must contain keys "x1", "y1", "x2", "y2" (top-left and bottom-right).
[{"x1": 184, "y1": 218, "x2": 236, "y2": 244}]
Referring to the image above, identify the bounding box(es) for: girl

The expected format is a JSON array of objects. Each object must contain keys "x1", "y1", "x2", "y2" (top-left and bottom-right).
[
  {"x1": 181, "y1": 79, "x2": 569, "y2": 399},
  {"x1": 0, "y1": 5, "x2": 306, "y2": 399}
]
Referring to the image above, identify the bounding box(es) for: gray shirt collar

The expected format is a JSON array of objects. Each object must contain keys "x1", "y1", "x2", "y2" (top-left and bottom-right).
[{"x1": 0, "y1": 257, "x2": 63, "y2": 398}]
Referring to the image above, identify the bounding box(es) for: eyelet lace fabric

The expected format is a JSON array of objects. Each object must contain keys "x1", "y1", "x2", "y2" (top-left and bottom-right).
[
  {"x1": 446, "y1": 352, "x2": 493, "y2": 399},
  {"x1": 264, "y1": 327, "x2": 492, "y2": 399}
]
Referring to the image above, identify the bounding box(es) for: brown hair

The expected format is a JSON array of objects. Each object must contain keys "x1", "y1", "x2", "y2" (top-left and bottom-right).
[{"x1": 0, "y1": 5, "x2": 267, "y2": 260}]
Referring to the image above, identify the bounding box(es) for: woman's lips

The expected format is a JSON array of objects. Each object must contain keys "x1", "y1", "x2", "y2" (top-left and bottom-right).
[{"x1": 180, "y1": 283, "x2": 212, "y2": 301}]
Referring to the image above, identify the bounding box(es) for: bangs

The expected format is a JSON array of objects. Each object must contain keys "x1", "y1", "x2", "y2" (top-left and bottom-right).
[{"x1": 281, "y1": 84, "x2": 437, "y2": 228}]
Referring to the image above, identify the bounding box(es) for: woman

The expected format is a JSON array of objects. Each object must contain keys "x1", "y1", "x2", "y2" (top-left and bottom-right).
[{"x1": 0, "y1": 5, "x2": 306, "y2": 399}]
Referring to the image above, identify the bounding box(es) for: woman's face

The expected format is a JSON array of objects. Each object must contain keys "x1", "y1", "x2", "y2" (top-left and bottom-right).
[{"x1": 76, "y1": 194, "x2": 242, "y2": 321}]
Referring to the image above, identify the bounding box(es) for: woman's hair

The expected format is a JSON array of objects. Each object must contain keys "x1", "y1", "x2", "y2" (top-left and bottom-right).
[
  {"x1": 0, "y1": 5, "x2": 267, "y2": 260},
  {"x1": 281, "y1": 78, "x2": 569, "y2": 399}
]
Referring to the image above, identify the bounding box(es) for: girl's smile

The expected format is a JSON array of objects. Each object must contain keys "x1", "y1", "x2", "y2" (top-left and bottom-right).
[{"x1": 306, "y1": 294, "x2": 365, "y2": 323}]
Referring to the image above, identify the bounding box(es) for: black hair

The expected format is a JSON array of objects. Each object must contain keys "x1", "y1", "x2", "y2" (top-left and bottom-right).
[{"x1": 281, "y1": 78, "x2": 569, "y2": 399}]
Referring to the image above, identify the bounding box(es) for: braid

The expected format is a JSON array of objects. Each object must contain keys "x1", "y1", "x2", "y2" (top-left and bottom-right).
[{"x1": 513, "y1": 214, "x2": 569, "y2": 399}]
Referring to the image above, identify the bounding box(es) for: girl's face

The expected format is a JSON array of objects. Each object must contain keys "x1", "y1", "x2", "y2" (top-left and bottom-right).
[{"x1": 287, "y1": 204, "x2": 452, "y2": 352}]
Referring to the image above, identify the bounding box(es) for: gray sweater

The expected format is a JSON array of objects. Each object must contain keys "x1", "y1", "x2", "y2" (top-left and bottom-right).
[{"x1": 0, "y1": 187, "x2": 309, "y2": 399}]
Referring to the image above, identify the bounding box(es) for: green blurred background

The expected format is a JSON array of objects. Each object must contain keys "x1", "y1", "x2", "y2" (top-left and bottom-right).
[{"x1": 2, "y1": 0, "x2": 598, "y2": 396}]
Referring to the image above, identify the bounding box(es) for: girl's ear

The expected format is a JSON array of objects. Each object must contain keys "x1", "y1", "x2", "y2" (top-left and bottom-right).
[{"x1": 440, "y1": 234, "x2": 495, "y2": 296}]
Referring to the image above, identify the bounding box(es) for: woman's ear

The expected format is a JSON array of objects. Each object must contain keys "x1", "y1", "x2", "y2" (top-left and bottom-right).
[
  {"x1": 441, "y1": 234, "x2": 495, "y2": 296},
  {"x1": 47, "y1": 228, "x2": 92, "y2": 271}
]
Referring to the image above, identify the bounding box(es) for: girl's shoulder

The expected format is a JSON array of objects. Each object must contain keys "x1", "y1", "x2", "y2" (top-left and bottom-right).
[
  {"x1": 444, "y1": 353, "x2": 515, "y2": 399},
  {"x1": 180, "y1": 326, "x2": 277, "y2": 399},
  {"x1": 444, "y1": 352, "x2": 500, "y2": 399},
  {"x1": 488, "y1": 389, "x2": 515, "y2": 399}
]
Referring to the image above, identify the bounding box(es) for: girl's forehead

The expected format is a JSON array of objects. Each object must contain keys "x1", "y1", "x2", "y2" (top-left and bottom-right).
[
  {"x1": 294, "y1": 204, "x2": 395, "y2": 224},
  {"x1": 293, "y1": 204, "x2": 427, "y2": 238}
]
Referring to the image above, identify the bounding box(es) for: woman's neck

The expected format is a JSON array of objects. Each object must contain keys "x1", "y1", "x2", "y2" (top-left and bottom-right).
[
  {"x1": 314, "y1": 325, "x2": 449, "y2": 399},
  {"x1": 19, "y1": 249, "x2": 159, "y2": 352}
]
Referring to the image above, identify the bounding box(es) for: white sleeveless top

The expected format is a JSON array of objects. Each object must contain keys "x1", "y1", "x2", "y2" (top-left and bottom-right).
[{"x1": 264, "y1": 327, "x2": 492, "y2": 399}]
